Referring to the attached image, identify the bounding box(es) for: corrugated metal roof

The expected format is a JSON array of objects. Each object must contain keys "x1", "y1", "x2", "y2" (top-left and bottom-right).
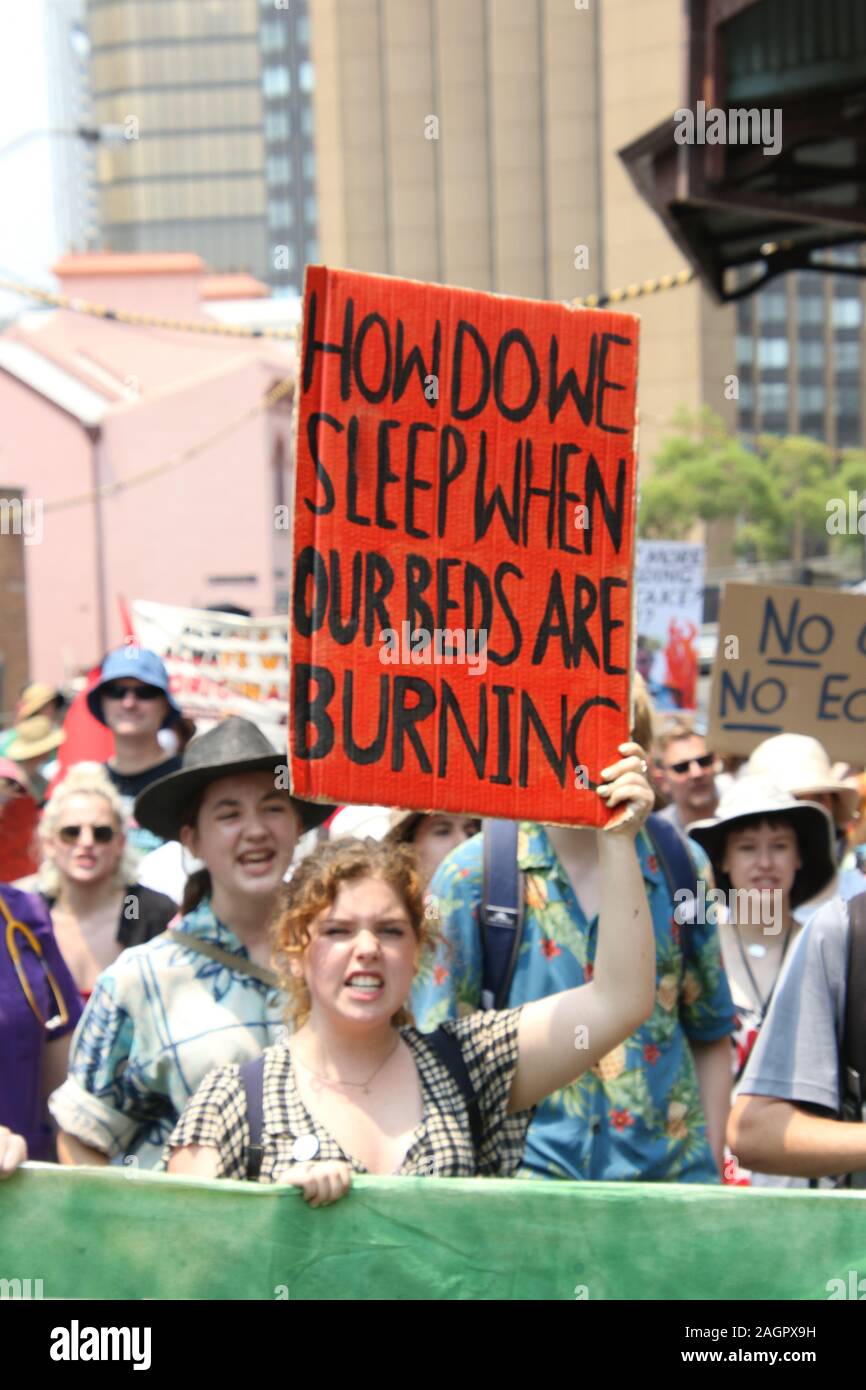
[
  {"x1": 0, "y1": 339, "x2": 109, "y2": 426},
  {"x1": 726, "y1": 0, "x2": 866, "y2": 101}
]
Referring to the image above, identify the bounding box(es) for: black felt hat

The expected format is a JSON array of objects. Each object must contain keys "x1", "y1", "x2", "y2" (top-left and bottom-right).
[{"x1": 133, "y1": 716, "x2": 333, "y2": 841}]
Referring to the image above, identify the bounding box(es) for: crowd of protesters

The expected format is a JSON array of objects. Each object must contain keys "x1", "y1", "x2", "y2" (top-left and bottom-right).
[{"x1": 1, "y1": 643, "x2": 865, "y2": 1207}]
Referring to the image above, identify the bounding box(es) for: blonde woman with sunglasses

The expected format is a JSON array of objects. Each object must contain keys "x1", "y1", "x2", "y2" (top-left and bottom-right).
[{"x1": 34, "y1": 764, "x2": 178, "y2": 1001}]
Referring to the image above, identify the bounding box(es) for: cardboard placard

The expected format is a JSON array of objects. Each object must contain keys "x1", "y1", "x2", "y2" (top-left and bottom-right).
[
  {"x1": 635, "y1": 541, "x2": 705, "y2": 711},
  {"x1": 290, "y1": 267, "x2": 639, "y2": 825},
  {"x1": 709, "y1": 582, "x2": 866, "y2": 762},
  {"x1": 131, "y1": 600, "x2": 288, "y2": 738}
]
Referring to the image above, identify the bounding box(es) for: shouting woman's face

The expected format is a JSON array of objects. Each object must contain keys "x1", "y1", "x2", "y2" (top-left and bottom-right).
[{"x1": 299, "y1": 876, "x2": 418, "y2": 1031}]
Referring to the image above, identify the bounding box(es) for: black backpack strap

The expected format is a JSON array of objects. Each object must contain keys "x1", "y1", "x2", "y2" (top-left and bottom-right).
[
  {"x1": 238, "y1": 1055, "x2": 266, "y2": 1181},
  {"x1": 424, "y1": 1025, "x2": 483, "y2": 1160},
  {"x1": 841, "y1": 893, "x2": 866, "y2": 1125},
  {"x1": 646, "y1": 813, "x2": 697, "y2": 968},
  {"x1": 479, "y1": 819, "x2": 526, "y2": 1009}
]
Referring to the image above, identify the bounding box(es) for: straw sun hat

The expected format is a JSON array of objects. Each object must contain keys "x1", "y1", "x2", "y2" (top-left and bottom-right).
[
  {"x1": 746, "y1": 734, "x2": 860, "y2": 823},
  {"x1": 7, "y1": 715, "x2": 65, "y2": 762},
  {"x1": 16, "y1": 682, "x2": 61, "y2": 721}
]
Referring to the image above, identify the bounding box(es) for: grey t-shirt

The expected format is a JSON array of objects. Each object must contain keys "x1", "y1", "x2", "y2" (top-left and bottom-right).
[{"x1": 739, "y1": 896, "x2": 849, "y2": 1114}]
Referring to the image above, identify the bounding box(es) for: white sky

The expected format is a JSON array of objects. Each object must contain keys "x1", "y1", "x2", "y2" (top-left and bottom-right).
[{"x1": 0, "y1": 0, "x2": 58, "y2": 316}]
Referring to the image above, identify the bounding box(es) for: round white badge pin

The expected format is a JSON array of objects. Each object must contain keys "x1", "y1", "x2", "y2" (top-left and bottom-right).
[{"x1": 291, "y1": 1134, "x2": 319, "y2": 1162}]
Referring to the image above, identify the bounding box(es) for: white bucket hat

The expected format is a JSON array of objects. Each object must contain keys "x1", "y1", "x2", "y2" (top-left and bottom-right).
[
  {"x1": 689, "y1": 774, "x2": 837, "y2": 908},
  {"x1": 328, "y1": 804, "x2": 392, "y2": 841},
  {"x1": 746, "y1": 734, "x2": 860, "y2": 823}
]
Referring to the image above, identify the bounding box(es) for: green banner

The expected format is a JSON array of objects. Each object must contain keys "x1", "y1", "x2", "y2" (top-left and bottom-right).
[{"x1": 2, "y1": 1164, "x2": 866, "y2": 1300}]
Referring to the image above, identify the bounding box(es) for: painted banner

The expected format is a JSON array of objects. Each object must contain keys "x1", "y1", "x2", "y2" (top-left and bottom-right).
[
  {"x1": 2, "y1": 1164, "x2": 865, "y2": 1301},
  {"x1": 635, "y1": 541, "x2": 705, "y2": 711},
  {"x1": 131, "y1": 600, "x2": 288, "y2": 738},
  {"x1": 709, "y1": 582, "x2": 866, "y2": 761},
  {"x1": 290, "y1": 266, "x2": 640, "y2": 826}
]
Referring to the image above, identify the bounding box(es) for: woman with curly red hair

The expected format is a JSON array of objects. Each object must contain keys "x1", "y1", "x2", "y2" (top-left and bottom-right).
[{"x1": 166, "y1": 745, "x2": 657, "y2": 1205}]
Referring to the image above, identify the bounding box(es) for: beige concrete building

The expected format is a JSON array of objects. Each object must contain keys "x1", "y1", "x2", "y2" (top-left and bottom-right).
[
  {"x1": 86, "y1": 0, "x2": 318, "y2": 291},
  {"x1": 309, "y1": 0, "x2": 736, "y2": 471}
]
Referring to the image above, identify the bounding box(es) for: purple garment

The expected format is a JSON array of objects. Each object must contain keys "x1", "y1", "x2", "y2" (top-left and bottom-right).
[{"x1": 0, "y1": 883, "x2": 82, "y2": 1160}]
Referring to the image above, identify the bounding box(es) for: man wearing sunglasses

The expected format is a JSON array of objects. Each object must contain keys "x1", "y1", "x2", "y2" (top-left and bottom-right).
[
  {"x1": 87, "y1": 647, "x2": 184, "y2": 857},
  {"x1": 655, "y1": 719, "x2": 719, "y2": 836}
]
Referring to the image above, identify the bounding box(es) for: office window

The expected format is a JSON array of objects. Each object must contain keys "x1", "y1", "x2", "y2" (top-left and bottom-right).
[
  {"x1": 306, "y1": 237, "x2": 319, "y2": 261},
  {"x1": 758, "y1": 338, "x2": 788, "y2": 369},
  {"x1": 735, "y1": 333, "x2": 753, "y2": 363},
  {"x1": 762, "y1": 413, "x2": 788, "y2": 435},
  {"x1": 302, "y1": 150, "x2": 316, "y2": 179},
  {"x1": 266, "y1": 154, "x2": 292, "y2": 183},
  {"x1": 261, "y1": 18, "x2": 286, "y2": 51},
  {"x1": 263, "y1": 65, "x2": 291, "y2": 97},
  {"x1": 798, "y1": 338, "x2": 825, "y2": 369},
  {"x1": 833, "y1": 298, "x2": 863, "y2": 329},
  {"x1": 835, "y1": 339, "x2": 861, "y2": 370},
  {"x1": 297, "y1": 14, "x2": 310, "y2": 45},
  {"x1": 798, "y1": 384, "x2": 825, "y2": 412},
  {"x1": 267, "y1": 198, "x2": 294, "y2": 229},
  {"x1": 797, "y1": 295, "x2": 825, "y2": 325},
  {"x1": 738, "y1": 381, "x2": 754, "y2": 409},
  {"x1": 758, "y1": 292, "x2": 787, "y2": 326},
  {"x1": 299, "y1": 60, "x2": 315, "y2": 92},
  {"x1": 837, "y1": 415, "x2": 862, "y2": 446},
  {"x1": 265, "y1": 109, "x2": 291, "y2": 140},
  {"x1": 759, "y1": 381, "x2": 788, "y2": 413},
  {"x1": 301, "y1": 105, "x2": 315, "y2": 136},
  {"x1": 798, "y1": 413, "x2": 824, "y2": 439},
  {"x1": 304, "y1": 193, "x2": 317, "y2": 225}
]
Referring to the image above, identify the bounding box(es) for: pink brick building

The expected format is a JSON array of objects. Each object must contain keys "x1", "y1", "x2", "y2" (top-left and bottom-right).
[{"x1": 0, "y1": 254, "x2": 296, "y2": 686}]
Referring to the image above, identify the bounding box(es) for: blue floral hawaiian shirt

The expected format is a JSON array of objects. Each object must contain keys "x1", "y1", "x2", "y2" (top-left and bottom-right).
[
  {"x1": 412, "y1": 824, "x2": 735, "y2": 1183},
  {"x1": 48, "y1": 899, "x2": 286, "y2": 1168}
]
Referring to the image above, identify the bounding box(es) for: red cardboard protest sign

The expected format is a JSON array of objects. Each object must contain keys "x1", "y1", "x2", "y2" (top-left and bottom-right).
[{"x1": 290, "y1": 267, "x2": 640, "y2": 826}]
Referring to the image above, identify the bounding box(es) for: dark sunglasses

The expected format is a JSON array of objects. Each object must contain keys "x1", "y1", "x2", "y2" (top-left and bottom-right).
[
  {"x1": 667, "y1": 753, "x2": 716, "y2": 776},
  {"x1": 58, "y1": 824, "x2": 116, "y2": 845},
  {"x1": 102, "y1": 682, "x2": 163, "y2": 701}
]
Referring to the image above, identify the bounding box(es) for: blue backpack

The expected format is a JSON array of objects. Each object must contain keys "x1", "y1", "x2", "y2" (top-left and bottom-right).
[{"x1": 479, "y1": 814, "x2": 699, "y2": 1010}]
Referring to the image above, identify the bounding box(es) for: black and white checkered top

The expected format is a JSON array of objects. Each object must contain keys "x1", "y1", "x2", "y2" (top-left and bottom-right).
[{"x1": 166, "y1": 1007, "x2": 532, "y2": 1180}]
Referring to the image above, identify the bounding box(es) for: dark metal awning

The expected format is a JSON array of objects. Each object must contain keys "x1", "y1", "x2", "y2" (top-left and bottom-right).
[{"x1": 619, "y1": 0, "x2": 866, "y2": 300}]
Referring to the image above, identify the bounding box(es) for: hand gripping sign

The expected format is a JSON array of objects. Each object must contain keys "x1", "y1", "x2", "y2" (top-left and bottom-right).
[{"x1": 289, "y1": 266, "x2": 640, "y2": 828}]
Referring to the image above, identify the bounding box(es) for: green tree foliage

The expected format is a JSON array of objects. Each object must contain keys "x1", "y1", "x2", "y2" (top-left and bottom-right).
[{"x1": 639, "y1": 408, "x2": 866, "y2": 560}]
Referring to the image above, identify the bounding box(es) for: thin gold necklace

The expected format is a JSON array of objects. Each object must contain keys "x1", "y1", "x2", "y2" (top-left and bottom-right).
[{"x1": 293, "y1": 1036, "x2": 401, "y2": 1095}]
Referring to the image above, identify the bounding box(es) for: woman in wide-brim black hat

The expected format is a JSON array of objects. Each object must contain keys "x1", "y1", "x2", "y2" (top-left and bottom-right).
[
  {"x1": 50, "y1": 717, "x2": 333, "y2": 1171},
  {"x1": 688, "y1": 774, "x2": 836, "y2": 1187}
]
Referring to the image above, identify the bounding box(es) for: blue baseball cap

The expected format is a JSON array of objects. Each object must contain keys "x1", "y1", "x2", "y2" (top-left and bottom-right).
[{"x1": 87, "y1": 645, "x2": 183, "y2": 728}]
